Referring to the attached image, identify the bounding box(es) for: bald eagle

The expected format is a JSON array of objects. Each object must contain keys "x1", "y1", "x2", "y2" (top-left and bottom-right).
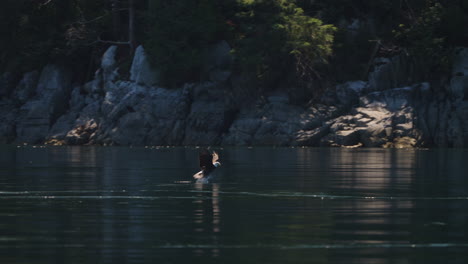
[{"x1": 193, "y1": 149, "x2": 221, "y2": 180}]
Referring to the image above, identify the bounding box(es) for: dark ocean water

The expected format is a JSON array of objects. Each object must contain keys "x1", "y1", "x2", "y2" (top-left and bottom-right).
[{"x1": 1, "y1": 146, "x2": 468, "y2": 263}]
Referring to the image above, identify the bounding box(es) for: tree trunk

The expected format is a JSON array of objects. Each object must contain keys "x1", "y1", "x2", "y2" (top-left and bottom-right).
[
  {"x1": 128, "y1": 0, "x2": 136, "y2": 53},
  {"x1": 111, "y1": 0, "x2": 121, "y2": 40}
]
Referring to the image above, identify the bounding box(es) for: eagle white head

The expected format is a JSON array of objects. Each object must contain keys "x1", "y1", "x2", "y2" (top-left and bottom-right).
[{"x1": 212, "y1": 151, "x2": 221, "y2": 168}]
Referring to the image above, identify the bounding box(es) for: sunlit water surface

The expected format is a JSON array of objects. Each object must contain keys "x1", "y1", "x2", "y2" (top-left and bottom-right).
[{"x1": 1, "y1": 146, "x2": 468, "y2": 263}]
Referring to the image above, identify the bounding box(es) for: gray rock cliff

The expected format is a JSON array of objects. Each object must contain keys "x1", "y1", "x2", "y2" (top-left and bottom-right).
[{"x1": 2, "y1": 46, "x2": 468, "y2": 148}]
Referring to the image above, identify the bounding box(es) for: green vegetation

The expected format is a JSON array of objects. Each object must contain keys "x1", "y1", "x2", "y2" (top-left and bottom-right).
[
  {"x1": 1, "y1": 0, "x2": 467, "y2": 96},
  {"x1": 144, "y1": 0, "x2": 335, "y2": 89},
  {"x1": 0, "y1": 0, "x2": 107, "y2": 77},
  {"x1": 145, "y1": 0, "x2": 227, "y2": 87},
  {"x1": 230, "y1": 0, "x2": 336, "y2": 91},
  {"x1": 393, "y1": 1, "x2": 450, "y2": 76}
]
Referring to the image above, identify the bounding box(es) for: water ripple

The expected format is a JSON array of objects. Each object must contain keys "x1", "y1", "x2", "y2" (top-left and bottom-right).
[
  {"x1": 188, "y1": 190, "x2": 468, "y2": 201},
  {"x1": 1, "y1": 190, "x2": 468, "y2": 200},
  {"x1": 0, "y1": 195, "x2": 211, "y2": 200},
  {"x1": 155, "y1": 243, "x2": 468, "y2": 249}
]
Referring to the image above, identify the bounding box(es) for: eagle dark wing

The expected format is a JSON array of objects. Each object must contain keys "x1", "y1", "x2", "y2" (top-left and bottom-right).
[{"x1": 199, "y1": 149, "x2": 215, "y2": 173}]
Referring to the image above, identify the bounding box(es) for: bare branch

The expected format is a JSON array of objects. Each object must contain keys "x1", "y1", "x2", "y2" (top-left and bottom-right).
[
  {"x1": 40, "y1": 0, "x2": 53, "y2": 6},
  {"x1": 112, "y1": 8, "x2": 130, "y2": 12},
  {"x1": 81, "y1": 14, "x2": 108, "y2": 25},
  {"x1": 97, "y1": 36, "x2": 130, "y2": 45}
]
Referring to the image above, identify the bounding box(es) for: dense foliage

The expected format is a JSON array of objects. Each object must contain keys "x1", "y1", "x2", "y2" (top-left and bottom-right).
[
  {"x1": 1, "y1": 0, "x2": 467, "y2": 94},
  {"x1": 145, "y1": 0, "x2": 227, "y2": 86},
  {"x1": 0, "y1": 0, "x2": 108, "y2": 77},
  {"x1": 143, "y1": 0, "x2": 336, "y2": 89},
  {"x1": 230, "y1": 0, "x2": 336, "y2": 90}
]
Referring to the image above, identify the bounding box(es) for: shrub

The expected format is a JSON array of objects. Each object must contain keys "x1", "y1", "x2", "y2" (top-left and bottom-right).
[
  {"x1": 145, "y1": 0, "x2": 335, "y2": 92},
  {"x1": 231, "y1": 0, "x2": 336, "y2": 91},
  {"x1": 393, "y1": 1, "x2": 451, "y2": 76},
  {"x1": 145, "y1": 0, "x2": 227, "y2": 87}
]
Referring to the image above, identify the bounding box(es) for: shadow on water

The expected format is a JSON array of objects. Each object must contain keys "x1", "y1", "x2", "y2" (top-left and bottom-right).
[{"x1": 0, "y1": 145, "x2": 468, "y2": 263}]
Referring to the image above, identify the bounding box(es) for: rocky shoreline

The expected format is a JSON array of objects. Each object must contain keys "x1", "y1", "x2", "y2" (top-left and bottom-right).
[{"x1": 1, "y1": 45, "x2": 468, "y2": 148}]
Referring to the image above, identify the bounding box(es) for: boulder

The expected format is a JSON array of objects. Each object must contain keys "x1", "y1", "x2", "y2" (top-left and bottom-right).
[
  {"x1": 100, "y1": 81, "x2": 191, "y2": 145},
  {"x1": 321, "y1": 129, "x2": 362, "y2": 147},
  {"x1": 69, "y1": 86, "x2": 86, "y2": 112},
  {"x1": 222, "y1": 118, "x2": 262, "y2": 145},
  {"x1": 65, "y1": 119, "x2": 98, "y2": 145},
  {"x1": 110, "y1": 112, "x2": 154, "y2": 145},
  {"x1": 408, "y1": 49, "x2": 468, "y2": 147},
  {"x1": 295, "y1": 124, "x2": 331, "y2": 146},
  {"x1": 359, "y1": 122, "x2": 390, "y2": 147},
  {"x1": 51, "y1": 46, "x2": 120, "y2": 145},
  {"x1": 101, "y1": 45, "x2": 119, "y2": 83},
  {"x1": 452, "y1": 47, "x2": 468, "y2": 76},
  {"x1": 48, "y1": 111, "x2": 78, "y2": 140},
  {"x1": 455, "y1": 102, "x2": 468, "y2": 146},
  {"x1": 101, "y1": 81, "x2": 134, "y2": 117},
  {"x1": 0, "y1": 72, "x2": 18, "y2": 98},
  {"x1": 449, "y1": 48, "x2": 468, "y2": 101},
  {"x1": 149, "y1": 84, "x2": 191, "y2": 120},
  {"x1": 336, "y1": 81, "x2": 367, "y2": 107},
  {"x1": 0, "y1": 122, "x2": 16, "y2": 144},
  {"x1": 104, "y1": 83, "x2": 150, "y2": 123},
  {"x1": 147, "y1": 120, "x2": 186, "y2": 146},
  {"x1": 224, "y1": 93, "x2": 337, "y2": 146},
  {"x1": 183, "y1": 83, "x2": 227, "y2": 145},
  {"x1": 48, "y1": 91, "x2": 101, "y2": 141},
  {"x1": 35, "y1": 64, "x2": 72, "y2": 98},
  {"x1": 83, "y1": 79, "x2": 102, "y2": 95},
  {"x1": 423, "y1": 97, "x2": 452, "y2": 147},
  {"x1": 15, "y1": 100, "x2": 52, "y2": 144},
  {"x1": 444, "y1": 101, "x2": 468, "y2": 147},
  {"x1": 148, "y1": 87, "x2": 193, "y2": 145},
  {"x1": 367, "y1": 55, "x2": 411, "y2": 92},
  {"x1": 6, "y1": 46, "x2": 468, "y2": 148},
  {"x1": 361, "y1": 87, "x2": 411, "y2": 111},
  {"x1": 15, "y1": 64, "x2": 72, "y2": 143},
  {"x1": 317, "y1": 84, "x2": 426, "y2": 148},
  {"x1": 383, "y1": 137, "x2": 417, "y2": 149},
  {"x1": 267, "y1": 93, "x2": 289, "y2": 105},
  {"x1": 449, "y1": 76, "x2": 468, "y2": 101},
  {"x1": 12, "y1": 71, "x2": 39, "y2": 104},
  {"x1": 130, "y1": 45, "x2": 159, "y2": 87},
  {"x1": 0, "y1": 100, "x2": 18, "y2": 143}
]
